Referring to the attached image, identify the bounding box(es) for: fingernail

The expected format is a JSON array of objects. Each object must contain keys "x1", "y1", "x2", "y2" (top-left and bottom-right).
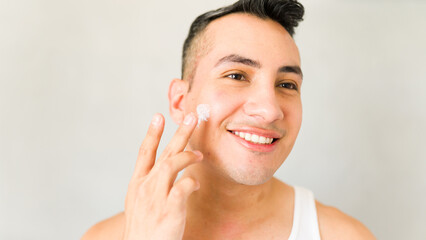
[
  {"x1": 152, "y1": 114, "x2": 161, "y2": 126},
  {"x1": 183, "y1": 113, "x2": 195, "y2": 125}
]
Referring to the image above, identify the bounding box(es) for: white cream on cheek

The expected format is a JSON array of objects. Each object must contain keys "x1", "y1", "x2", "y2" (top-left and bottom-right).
[{"x1": 196, "y1": 104, "x2": 210, "y2": 127}]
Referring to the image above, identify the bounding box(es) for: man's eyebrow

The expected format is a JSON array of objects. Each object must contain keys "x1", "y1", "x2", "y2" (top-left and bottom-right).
[
  {"x1": 279, "y1": 66, "x2": 303, "y2": 79},
  {"x1": 214, "y1": 54, "x2": 261, "y2": 68},
  {"x1": 214, "y1": 53, "x2": 303, "y2": 78}
]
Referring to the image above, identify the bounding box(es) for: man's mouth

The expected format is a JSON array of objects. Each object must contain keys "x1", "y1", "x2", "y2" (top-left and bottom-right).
[{"x1": 229, "y1": 130, "x2": 279, "y2": 145}]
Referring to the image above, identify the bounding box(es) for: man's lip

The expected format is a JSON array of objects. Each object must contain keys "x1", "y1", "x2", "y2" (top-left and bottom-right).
[
  {"x1": 226, "y1": 126, "x2": 283, "y2": 139},
  {"x1": 227, "y1": 131, "x2": 279, "y2": 152}
]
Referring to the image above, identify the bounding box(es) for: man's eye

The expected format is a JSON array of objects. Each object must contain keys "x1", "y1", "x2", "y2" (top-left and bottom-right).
[
  {"x1": 278, "y1": 82, "x2": 298, "y2": 90},
  {"x1": 226, "y1": 73, "x2": 245, "y2": 81}
]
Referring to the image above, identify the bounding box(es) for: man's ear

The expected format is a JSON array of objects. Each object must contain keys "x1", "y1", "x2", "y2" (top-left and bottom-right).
[{"x1": 168, "y1": 78, "x2": 189, "y2": 124}]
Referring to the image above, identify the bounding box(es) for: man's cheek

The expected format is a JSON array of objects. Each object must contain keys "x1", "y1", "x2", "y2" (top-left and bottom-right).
[
  {"x1": 210, "y1": 89, "x2": 238, "y2": 114},
  {"x1": 196, "y1": 89, "x2": 238, "y2": 131}
]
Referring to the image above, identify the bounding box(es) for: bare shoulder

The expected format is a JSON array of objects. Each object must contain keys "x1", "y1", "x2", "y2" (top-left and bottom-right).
[
  {"x1": 315, "y1": 201, "x2": 376, "y2": 240},
  {"x1": 81, "y1": 212, "x2": 125, "y2": 240}
]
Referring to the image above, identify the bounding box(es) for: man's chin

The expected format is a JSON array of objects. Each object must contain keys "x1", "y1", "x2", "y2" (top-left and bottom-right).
[{"x1": 225, "y1": 167, "x2": 276, "y2": 186}]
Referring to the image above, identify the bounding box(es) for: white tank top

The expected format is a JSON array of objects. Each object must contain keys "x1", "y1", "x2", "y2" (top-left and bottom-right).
[{"x1": 287, "y1": 186, "x2": 321, "y2": 240}]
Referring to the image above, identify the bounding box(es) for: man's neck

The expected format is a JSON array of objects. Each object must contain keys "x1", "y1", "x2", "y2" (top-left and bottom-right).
[{"x1": 182, "y1": 164, "x2": 281, "y2": 229}]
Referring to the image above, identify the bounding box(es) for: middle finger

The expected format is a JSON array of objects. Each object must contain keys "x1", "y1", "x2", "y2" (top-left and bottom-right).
[{"x1": 159, "y1": 113, "x2": 198, "y2": 160}]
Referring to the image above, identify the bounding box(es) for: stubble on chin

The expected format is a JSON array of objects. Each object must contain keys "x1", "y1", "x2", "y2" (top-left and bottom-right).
[{"x1": 205, "y1": 156, "x2": 278, "y2": 186}]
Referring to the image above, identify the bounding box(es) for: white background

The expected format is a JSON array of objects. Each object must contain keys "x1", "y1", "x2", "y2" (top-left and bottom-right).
[{"x1": 1, "y1": 0, "x2": 425, "y2": 239}]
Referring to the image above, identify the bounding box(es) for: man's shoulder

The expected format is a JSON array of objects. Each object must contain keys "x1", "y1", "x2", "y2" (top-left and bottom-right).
[
  {"x1": 315, "y1": 201, "x2": 376, "y2": 240},
  {"x1": 81, "y1": 212, "x2": 125, "y2": 240}
]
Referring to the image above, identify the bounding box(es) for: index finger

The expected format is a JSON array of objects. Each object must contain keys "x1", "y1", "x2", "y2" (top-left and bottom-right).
[
  {"x1": 159, "y1": 112, "x2": 198, "y2": 160},
  {"x1": 132, "y1": 113, "x2": 165, "y2": 180}
]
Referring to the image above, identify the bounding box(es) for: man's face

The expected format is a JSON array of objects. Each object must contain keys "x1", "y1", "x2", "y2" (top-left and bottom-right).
[{"x1": 184, "y1": 13, "x2": 303, "y2": 185}]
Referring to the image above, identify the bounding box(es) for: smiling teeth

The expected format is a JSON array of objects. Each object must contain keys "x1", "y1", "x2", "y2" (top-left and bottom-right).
[{"x1": 233, "y1": 131, "x2": 274, "y2": 144}]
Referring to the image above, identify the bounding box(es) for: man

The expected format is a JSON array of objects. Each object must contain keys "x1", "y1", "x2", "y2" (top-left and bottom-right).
[{"x1": 82, "y1": 0, "x2": 376, "y2": 239}]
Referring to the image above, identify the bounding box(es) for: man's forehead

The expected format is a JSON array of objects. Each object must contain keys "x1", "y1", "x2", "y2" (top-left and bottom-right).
[{"x1": 200, "y1": 14, "x2": 301, "y2": 67}]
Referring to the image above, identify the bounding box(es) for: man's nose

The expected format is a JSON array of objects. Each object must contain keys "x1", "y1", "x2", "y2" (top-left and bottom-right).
[{"x1": 242, "y1": 85, "x2": 284, "y2": 123}]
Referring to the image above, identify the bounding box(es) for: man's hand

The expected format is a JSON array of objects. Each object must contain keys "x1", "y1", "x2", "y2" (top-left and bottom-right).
[{"x1": 122, "y1": 113, "x2": 202, "y2": 240}]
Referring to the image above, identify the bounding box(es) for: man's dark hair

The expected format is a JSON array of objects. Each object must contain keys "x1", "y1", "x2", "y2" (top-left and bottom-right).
[{"x1": 181, "y1": 0, "x2": 305, "y2": 83}]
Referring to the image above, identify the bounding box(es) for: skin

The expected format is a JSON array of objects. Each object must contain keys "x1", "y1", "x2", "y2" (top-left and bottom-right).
[{"x1": 81, "y1": 13, "x2": 376, "y2": 240}]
